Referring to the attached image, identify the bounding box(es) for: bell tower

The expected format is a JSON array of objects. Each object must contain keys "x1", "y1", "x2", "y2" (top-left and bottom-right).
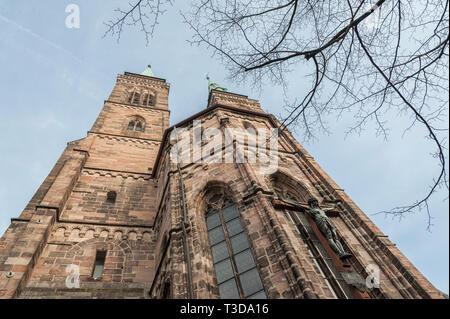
[
  {"x1": 0, "y1": 66, "x2": 170, "y2": 299},
  {"x1": 88, "y1": 65, "x2": 170, "y2": 174}
]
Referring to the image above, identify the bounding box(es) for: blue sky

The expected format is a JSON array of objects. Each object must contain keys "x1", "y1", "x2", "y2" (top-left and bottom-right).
[{"x1": 0, "y1": 1, "x2": 448, "y2": 294}]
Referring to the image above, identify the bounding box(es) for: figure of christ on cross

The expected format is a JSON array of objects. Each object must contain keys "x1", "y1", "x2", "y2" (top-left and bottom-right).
[{"x1": 276, "y1": 197, "x2": 353, "y2": 260}]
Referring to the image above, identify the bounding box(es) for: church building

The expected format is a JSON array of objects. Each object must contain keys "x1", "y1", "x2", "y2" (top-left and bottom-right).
[{"x1": 0, "y1": 67, "x2": 445, "y2": 299}]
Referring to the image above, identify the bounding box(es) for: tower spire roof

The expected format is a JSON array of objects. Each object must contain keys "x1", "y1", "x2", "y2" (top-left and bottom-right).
[{"x1": 141, "y1": 64, "x2": 154, "y2": 77}]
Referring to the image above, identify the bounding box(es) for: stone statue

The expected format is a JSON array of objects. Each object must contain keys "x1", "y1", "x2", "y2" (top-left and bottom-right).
[
  {"x1": 304, "y1": 198, "x2": 353, "y2": 260},
  {"x1": 206, "y1": 75, "x2": 228, "y2": 92}
]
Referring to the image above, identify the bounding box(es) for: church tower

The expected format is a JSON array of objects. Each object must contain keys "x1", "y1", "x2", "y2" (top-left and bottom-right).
[{"x1": 0, "y1": 68, "x2": 445, "y2": 299}]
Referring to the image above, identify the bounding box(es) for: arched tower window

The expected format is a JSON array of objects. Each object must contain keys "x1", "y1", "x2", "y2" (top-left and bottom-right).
[
  {"x1": 135, "y1": 121, "x2": 143, "y2": 132},
  {"x1": 205, "y1": 199, "x2": 267, "y2": 299},
  {"x1": 128, "y1": 89, "x2": 156, "y2": 107},
  {"x1": 142, "y1": 92, "x2": 156, "y2": 107},
  {"x1": 126, "y1": 116, "x2": 146, "y2": 132},
  {"x1": 133, "y1": 92, "x2": 141, "y2": 104},
  {"x1": 127, "y1": 91, "x2": 142, "y2": 105}
]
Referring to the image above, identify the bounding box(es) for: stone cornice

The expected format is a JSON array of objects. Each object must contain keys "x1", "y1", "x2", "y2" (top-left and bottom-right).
[
  {"x1": 118, "y1": 73, "x2": 170, "y2": 90},
  {"x1": 51, "y1": 221, "x2": 153, "y2": 232},
  {"x1": 208, "y1": 89, "x2": 261, "y2": 109}
]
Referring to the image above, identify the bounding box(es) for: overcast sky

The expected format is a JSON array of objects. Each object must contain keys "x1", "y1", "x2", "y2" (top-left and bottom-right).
[{"x1": 0, "y1": 1, "x2": 448, "y2": 294}]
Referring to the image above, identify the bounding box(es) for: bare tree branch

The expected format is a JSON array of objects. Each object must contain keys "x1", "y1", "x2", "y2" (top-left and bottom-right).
[
  {"x1": 103, "y1": 0, "x2": 174, "y2": 45},
  {"x1": 105, "y1": 0, "x2": 449, "y2": 228}
]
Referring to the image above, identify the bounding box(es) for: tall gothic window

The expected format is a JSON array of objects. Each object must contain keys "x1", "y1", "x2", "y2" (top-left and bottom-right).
[{"x1": 206, "y1": 200, "x2": 267, "y2": 299}]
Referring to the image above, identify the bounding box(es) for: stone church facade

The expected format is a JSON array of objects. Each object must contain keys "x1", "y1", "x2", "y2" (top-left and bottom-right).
[{"x1": 0, "y1": 68, "x2": 445, "y2": 299}]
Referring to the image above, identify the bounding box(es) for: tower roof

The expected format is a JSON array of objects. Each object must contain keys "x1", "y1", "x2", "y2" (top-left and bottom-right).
[{"x1": 141, "y1": 64, "x2": 154, "y2": 77}]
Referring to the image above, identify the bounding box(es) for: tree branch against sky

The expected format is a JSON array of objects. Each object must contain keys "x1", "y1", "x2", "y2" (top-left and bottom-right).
[
  {"x1": 104, "y1": 0, "x2": 449, "y2": 229},
  {"x1": 104, "y1": 0, "x2": 174, "y2": 45}
]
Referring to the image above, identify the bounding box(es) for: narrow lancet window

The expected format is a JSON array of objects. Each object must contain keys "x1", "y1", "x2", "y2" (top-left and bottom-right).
[{"x1": 92, "y1": 250, "x2": 107, "y2": 279}]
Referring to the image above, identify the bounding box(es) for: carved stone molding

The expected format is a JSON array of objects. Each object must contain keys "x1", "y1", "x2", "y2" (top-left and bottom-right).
[
  {"x1": 50, "y1": 223, "x2": 153, "y2": 242},
  {"x1": 82, "y1": 168, "x2": 152, "y2": 180},
  {"x1": 118, "y1": 74, "x2": 170, "y2": 90},
  {"x1": 94, "y1": 133, "x2": 160, "y2": 146}
]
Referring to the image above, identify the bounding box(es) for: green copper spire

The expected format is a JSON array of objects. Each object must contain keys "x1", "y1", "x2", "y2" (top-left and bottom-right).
[
  {"x1": 141, "y1": 64, "x2": 154, "y2": 77},
  {"x1": 206, "y1": 75, "x2": 228, "y2": 92}
]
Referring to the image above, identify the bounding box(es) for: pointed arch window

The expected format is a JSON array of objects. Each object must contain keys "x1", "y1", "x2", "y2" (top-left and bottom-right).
[
  {"x1": 128, "y1": 91, "x2": 142, "y2": 105},
  {"x1": 206, "y1": 200, "x2": 267, "y2": 299}
]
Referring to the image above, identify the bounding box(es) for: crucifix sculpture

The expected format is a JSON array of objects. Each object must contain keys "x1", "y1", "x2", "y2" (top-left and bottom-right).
[{"x1": 276, "y1": 197, "x2": 353, "y2": 260}]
